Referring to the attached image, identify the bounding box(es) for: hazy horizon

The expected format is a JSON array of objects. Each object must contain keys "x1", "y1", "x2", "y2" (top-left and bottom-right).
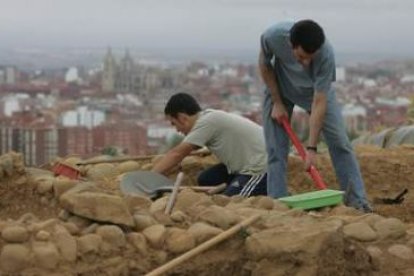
[{"x1": 1, "y1": 0, "x2": 413, "y2": 67}]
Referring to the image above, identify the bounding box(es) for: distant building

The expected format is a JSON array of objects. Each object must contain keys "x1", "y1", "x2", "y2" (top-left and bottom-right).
[
  {"x1": 342, "y1": 104, "x2": 367, "y2": 134},
  {"x1": 147, "y1": 123, "x2": 176, "y2": 153},
  {"x1": 367, "y1": 97, "x2": 410, "y2": 129},
  {"x1": 92, "y1": 122, "x2": 148, "y2": 155},
  {"x1": 336, "y1": 67, "x2": 346, "y2": 82},
  {"x1": 0, "y1": 127, "x2": 58, "y2": 166},
  {"x1": 101, "y1": 48, "x2": 117, "y2": 92},
  {"x1": 0, "y1": 66, "x2": 19, "y2": 85},
  {"x1": 65, "y1": 67, "x2": 81, "y2": 83},
  {"x1": 60, "y1": 106, "x2": 105, "y2": 128},
  {"x1": 2, "y1": 94, "x2": 30, "y2": 117},
  {"x1": 58, "y1": 127, "x2": 93, "y2": 158},
  {"x1": 102, "y1": 48, "x2": 142, "y2": 94},
  {"x1": 101, "y1": 48, "x2": 173, "y2": 95}
]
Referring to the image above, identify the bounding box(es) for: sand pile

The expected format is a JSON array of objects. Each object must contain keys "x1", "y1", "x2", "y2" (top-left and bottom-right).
[{"x1": 0, "y1": 149, "x2": 413, "y2": 275}]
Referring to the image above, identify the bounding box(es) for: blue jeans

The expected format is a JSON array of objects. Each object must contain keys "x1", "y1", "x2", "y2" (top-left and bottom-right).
[
  {"x1": 198, "y1": 163, "x2": 267, "y2": 197},
  {"x1": 262, "y1": 91, "x2": 369, "y2": 208}
]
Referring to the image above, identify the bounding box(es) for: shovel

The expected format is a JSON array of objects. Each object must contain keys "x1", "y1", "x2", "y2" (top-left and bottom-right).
[
  {"x1": 278, "y1": 116, "x2": 344, "y2": 210},
  {"x1": 120, "y1": 171, "x2": 226, "y2": 199},
  {"x1": 373, "y1": 188, "x2": 408, "y2": 205},
  {"x1": 280, "y1": 116, "x2": 327, "y2": 189}
]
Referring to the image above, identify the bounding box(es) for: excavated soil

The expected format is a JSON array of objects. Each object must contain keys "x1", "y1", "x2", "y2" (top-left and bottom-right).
[{"x1": 0, "y1": 147, "x2": 413, "y2": 275}]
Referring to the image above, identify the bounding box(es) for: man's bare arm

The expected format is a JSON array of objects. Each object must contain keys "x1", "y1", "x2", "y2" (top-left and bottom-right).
[
  {"x1": 258, "y1": 50, "x2": 288, "y2": 121},
  {"x1": 308, "y1": 92, "x2": 327, "y2": 147},
  {"x1": 152, "y1": 142, "x2": 196, "y2": 174},
  {"x1": 258, "y1": 50, "x2": 283, "y2": 105}
]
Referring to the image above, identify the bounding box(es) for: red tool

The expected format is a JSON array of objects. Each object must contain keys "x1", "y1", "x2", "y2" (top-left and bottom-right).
[
  {"x1": 280, "y1": 116, "x2": 327, "y2": 190},
  {"x1": 52, "y1": 161, "x2": 81, "y2": 180}
]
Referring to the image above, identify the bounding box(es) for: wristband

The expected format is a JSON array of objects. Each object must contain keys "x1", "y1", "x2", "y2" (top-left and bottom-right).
[{"x1": 306, "y1": 146, "x2": 317, "y2": 152}]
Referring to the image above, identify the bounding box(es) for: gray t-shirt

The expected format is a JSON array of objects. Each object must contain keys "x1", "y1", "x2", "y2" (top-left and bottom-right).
[
  {"x1": 261, "y1": 21, "x2": 336, "y2": 110},
  {"x1": 183, "y1": 109, "x2": 267, "y2": 175}
]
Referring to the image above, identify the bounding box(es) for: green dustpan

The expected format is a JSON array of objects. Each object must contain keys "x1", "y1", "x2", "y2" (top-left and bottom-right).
[{"x1": 279, "y1": 189, "x2": 344, "y2": 210}]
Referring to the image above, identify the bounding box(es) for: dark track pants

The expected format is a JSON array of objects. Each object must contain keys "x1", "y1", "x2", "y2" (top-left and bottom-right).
[{"x1": 197, "y1": 163, "x2": 267, "y2": 197}]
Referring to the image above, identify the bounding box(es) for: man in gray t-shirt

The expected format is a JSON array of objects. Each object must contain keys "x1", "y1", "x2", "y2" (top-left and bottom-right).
[
  {"x1": 152, "y1": 93, "x2": 267, "y2": 197},
  {"x1": 259, "y1": 19, "x2": 371, "y2": 212}
]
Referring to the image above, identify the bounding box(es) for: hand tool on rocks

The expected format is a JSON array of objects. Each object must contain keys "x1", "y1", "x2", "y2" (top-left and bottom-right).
[
  {"x1": 120, "y1": 170, "x2": 226, "y2": 199},
  {"x1": 278, "y1": 116, "x2": 344, "y2": 210},
  {"x1": 373, "y1": 188, "x2": 408, "y2": 205},
  {"x1": 165, "y1": 172, "x2": 184, "y2": 214},
  {"x1": 52, "y1": 161, "x2": 82, "y2": 180}
]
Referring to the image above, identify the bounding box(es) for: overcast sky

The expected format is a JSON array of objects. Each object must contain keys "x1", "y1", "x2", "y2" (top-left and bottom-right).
[{"x1": 0, "y1": 0, "x2": 413, "y2": 58}]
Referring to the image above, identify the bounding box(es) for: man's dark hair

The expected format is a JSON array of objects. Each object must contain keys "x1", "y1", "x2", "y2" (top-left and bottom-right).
[
  {"x1": 164, "y1": 93, "x2": 202, "y2": 118},
  {"x1": 290, "y1": 20, "x2": 325, "y2": 54}
]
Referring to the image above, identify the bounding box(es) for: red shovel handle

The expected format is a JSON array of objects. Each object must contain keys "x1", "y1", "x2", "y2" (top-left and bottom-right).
[{"x1": 280, "y1": 116, "x2": 327, "y2": 190}]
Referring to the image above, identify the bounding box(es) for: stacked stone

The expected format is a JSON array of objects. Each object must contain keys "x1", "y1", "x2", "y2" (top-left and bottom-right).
[
  {"x1": 1, "y1": 152, "x2": 414, "y2": 275},
  {"x1": 0, "y1": 152, "x2": 25, "y2": 180}
]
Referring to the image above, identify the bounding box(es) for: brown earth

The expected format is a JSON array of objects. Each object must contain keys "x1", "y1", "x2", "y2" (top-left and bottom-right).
[{"x1": 0, "y1": 147, "x2": 413, "y2": 275}]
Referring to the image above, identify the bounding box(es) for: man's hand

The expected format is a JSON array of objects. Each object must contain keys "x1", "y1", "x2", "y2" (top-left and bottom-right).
[
  {"x1": 304, "y1": 149, "x2": 317, "y2": 171},
  {"x1": 271, "y1": 102, "x2": 288, "y2": 123},
  {"x1": 152, "y1": 142, "x2": 195, "y2": 175}
]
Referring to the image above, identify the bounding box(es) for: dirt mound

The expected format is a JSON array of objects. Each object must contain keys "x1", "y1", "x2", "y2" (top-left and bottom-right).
[{"x1": 0, "y1": 149, "x2": 413, "y2": 275}]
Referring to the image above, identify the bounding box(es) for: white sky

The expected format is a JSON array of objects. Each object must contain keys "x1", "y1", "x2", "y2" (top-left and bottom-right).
[{"x1": 0, "y1": 0, "x2": 413, "y2": 56}]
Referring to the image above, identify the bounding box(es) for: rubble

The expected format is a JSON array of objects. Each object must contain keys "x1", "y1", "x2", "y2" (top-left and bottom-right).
[{"x1": 0, "y1": 149, "x2": 413, "y2": 275}]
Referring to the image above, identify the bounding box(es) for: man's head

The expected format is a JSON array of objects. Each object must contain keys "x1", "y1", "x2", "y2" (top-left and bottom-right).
[
  {"x1": 290, "y1": 19, "x2": 325, "y2": 66},
  {"x1": 164, "y1": 93, "x2": 202, "y2": 135}
]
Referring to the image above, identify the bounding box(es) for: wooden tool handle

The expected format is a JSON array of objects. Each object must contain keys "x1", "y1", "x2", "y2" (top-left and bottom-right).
[
  {"x1": 207, "y1": 183, "x2": 227, "y2": 195},
  {"x1": 145, "y1": 214, "x2": 261, "y2": 276},
  {"x1": 164, "y1": 172, "x2": 184, "y2": 215},
  {"x1": 77, "y1": 151, "x2": 211, "y2": 166}
]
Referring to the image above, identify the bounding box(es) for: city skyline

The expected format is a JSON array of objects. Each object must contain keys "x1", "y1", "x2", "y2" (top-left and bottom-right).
[{"x1": 0, "y1": 0, "x2": 413, "y2": 63}]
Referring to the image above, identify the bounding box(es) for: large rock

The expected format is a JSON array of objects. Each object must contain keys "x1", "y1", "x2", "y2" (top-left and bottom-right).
[
  {"x1": 32, "y1": 242, "x2": 60, "y2": 269},
  {"x1": 366, "y1": 245, "x2": 383, "y2": 266},
  {"x1": 77, "y1": 234, "x2": 102, "y2": 255},
  {"x1": 0, "y1": 152, "x2": 24, "y2": 176},
  {"x1": 149, "y1": 197, "x2": 168, "y2": 214},
  {"x1": 125, "y1": 195, "x2": 152, "y2": 212},
  {"x1": 54, "y1": 225, "x2": 77, "y2": 262},
  {"x1": 247, "y1": 217, "x2": 374, "y2": 274},
  {"x1": 166, "y1": 228, "x2": 196, "y2": 254},
  {"x1": 96, "y1": 225, "x2": 126, "y2": 248},
  {"x1": 187, "y1": 222, "x2": 223, "y2": 244},
  {"x1": 196, "y1": 205, "x2": 240, "y2": 229},
  {"x1": 174, "y1": 189, "x2": 214, "y2": 211},
  {"x1": 35, "y1": 177, "x2": 54, "y2": 194},
  {"x1": 142, "y1": 224, "x2": 166, "y2": 249},
  {"x1": 343, "y1": 222, "x2": 378, "y2": 242},
  {"x1": 53, "y1": 178, "x2": 78, "y2": 197},
  {"x1": 170, "y1": 210, "x2": 188, "y2": 223},
  {"x1": 373, "y1": 218, "x2": 406, "y2": 240},
  {"x1": 67, "y1": 216, "x2": 92, "y2": 230},
  {"x1": 211, "y1": 194, "x2": 231, "y2": 207},
  {"x1": 116, "y1": 161, "x2": 141, "y2": 174},
  {"x1": 61, "y1": 222, "x2": 80, "y2": 235},
  {"x1": 87, "y1": 163, "x2": 117, "y2": 180},
  {"x1": 1, "y1": 226, "x2": 29, "y2": 243},
  {"x1": 246, "y1": 219, "x2": 340, "y2": 259},
  {"x1": 127, "y1": 232, "x2": 148, "y2": 255},
  {"x1": 60, "y1": 189, "x2": 134, "y2": 226},
  {"x1": 0, "y1": 244, "x2": 31, "y2": 273},
  {"x1": 133, "y1": 213, "x2": 157, "y2": 231},
  {"x1": 253, "y1": 196, "x2": 275, "y2": 210},
  {"x1": 388, "y1": 244, "x2": 414, "y2": 260}
]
